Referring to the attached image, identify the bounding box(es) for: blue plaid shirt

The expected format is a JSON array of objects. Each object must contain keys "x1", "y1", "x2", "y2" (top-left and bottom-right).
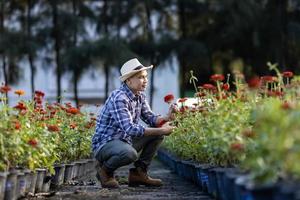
[{"x1": 92, "y1": 83, "x2": 159, "y2": 155}]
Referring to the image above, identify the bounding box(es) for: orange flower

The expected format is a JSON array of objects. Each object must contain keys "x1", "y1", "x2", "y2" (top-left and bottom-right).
[
  {"x1": 0, "y1": 85, "x2": 11, "y2": 93},
  {"x1": 14, "y1": 90, "x2": 25, "y2": 96},
  {"x1": 47, "y1": 125, "x2": 60, "y2": 132},
  {"x1": 14, "y1": 120, "x2": 21, "y2": 130}
]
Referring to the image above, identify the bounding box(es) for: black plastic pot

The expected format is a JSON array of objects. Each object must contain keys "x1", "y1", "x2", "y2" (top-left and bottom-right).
[
  {"x1": 4, "y1": 170, "x2": 18, "y2": 200},
  {"x1": 16, "y1": 172, "x2": 26, "y2": 199},
  {"x1": 245, "y1": 182, "x2": 278, "y2": 200},
  {"x1": 199, "y1": 164, "x2": 212, "y2": 193},
  {"x1": 51, "y1": 164, "x2": 65, "y2": 188},
  {"x1": 207, "y1": 167, "x2": 218, "y2": 197},
  {"x1": 64, "y1": 164, "x2": 74, "y2": 183},
  {"x1": 0, "y1": 172, "x2": 7, "y2": 200},
  {"x1": 234, "y1": 174, "x2": 253, "y2": 200},
  {"x1": 35, "y1": 168, "x2": 46, "y2": 193},
  {"x1": 274, "y1": 181, "x2": 300, "y2": 200},
  {"x1": 222, "y1": 168, "x2": 243, "y2": 200}
]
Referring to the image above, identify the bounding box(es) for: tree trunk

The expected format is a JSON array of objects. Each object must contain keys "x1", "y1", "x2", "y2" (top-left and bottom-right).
[
  {"x1": 144, "y1": 0, "x2": 155, "y2": 107},
  {"x1": 104, "y1": 64, "x2": 109, "y2": 100},
  {"x1": 0, "y1": 1, "x2": 7, "y2": 85},
  {"x1": 178, "y1": 0, "x2": 187, "y2": 97},
  {"x1": 27, "y1": 0, "x2": 36, "y2": 96},
  {"x1": 72, "y1": 0, "x2": 79, "y2": 107},
  {"x1": 73, "y1": 72, "x2": 79, "y2": 107},
  {"x1": 51, "y1": 2, "x2": 62, "y2": 102},
  {"x1": 103, "y1": 0, "x2": 110, "y2": 100}
]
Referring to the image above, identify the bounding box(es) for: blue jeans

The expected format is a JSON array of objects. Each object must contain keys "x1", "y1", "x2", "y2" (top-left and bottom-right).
[{"x1": 95, "y1": 135, "x2": 164, "y2": 171}]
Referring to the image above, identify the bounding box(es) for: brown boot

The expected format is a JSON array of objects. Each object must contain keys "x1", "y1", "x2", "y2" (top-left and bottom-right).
[
  {"x1": 128, "y1": 167, "x2": 163, "y2": 187},
  {"x1": 96, "y1": 165, "x2": 119, "y2": 188}
]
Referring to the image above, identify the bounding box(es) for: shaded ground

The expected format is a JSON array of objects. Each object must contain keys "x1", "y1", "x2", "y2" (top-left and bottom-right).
[{"x1": 28, "y1": 159, "x2": 213, "y2": 200}]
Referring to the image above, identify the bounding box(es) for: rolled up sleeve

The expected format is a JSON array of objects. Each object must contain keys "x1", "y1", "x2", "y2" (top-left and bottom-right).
[{"x1": 140, "y1": 98, "x2": 159, "y2": 127}]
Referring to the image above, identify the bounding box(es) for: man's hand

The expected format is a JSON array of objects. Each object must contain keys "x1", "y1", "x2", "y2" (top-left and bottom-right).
[
  {"x1": 161, "y1": 122, "x2": 174, "y2": 136},
  {"x1": 165, "y1": 103, "x2": 178, "y2": 121}
]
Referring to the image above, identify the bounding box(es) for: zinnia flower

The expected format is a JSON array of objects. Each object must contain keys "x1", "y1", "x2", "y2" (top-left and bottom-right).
[
  {"x1": 202, "y1": 84, "x2": 216, "y2": 90},
  {"x1": 178, "y1": 97, "x2": 188, "y2": 103},
  {"x1": 164, "y1": 94, "x2": 174, "y2": 104},
  {"x1": 47, "y1": 125, "x2": 60, "y2": 132},
  {"x1": 35, "y1": 90, "x2": 45, "y2": 97},
  {"x1": 0, "y1": 85, "x2": 11, "y2": 93},
  {"x1": 14, "y1": 90, "x2": 25, "y2": 96},
  {"x1": 247, "y1": 77, "x2": 261, "y2": 89},
  {"x1": 14, "y1": 102, "x2": 27, "y2": 111},
  {"x1": 230, "y1": 142, "x2": 244, "y2": 151},
  {"x1": 27, "y1": 139, "x2": 38, "y2": 148},
  {"x1": 14, "y1": 120, "x2": 21, "y2": 130},
  {"x1": 66, "y1": 107, "x2": 80, "y2": 115},
  {"x1": 210, "y1": 74, "x2": 225, "y2": 82},
  {"x1": 282, "y1": 71, "x2": 293, "y2": 78},
  {"x1": 261, "y1": 76, "x2": 275, "y2": 83},
  {"x1": 70, "y1": 123, "x2": 77, "y2": 129},
  {"x1": 222, "y1": 83, "x2": 230, "y2": 91}
]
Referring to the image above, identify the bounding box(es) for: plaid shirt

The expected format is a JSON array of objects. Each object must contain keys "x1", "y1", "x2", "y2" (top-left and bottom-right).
[{"x1": 92, "y1": 83, "x2": 159, "y2": 155}]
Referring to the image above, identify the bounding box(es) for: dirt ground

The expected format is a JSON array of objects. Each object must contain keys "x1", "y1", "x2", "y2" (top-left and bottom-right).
[{"x1": 26, "y1": 159, "x2": 213, "y2": 200}]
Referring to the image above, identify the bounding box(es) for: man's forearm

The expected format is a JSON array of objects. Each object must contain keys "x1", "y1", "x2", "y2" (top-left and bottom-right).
[{"x1": 144, "y1": 127, "x2": 166, "y2": 136}]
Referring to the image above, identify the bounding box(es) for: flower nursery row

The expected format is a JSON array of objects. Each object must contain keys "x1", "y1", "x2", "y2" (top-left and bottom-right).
[
  {"x1": 160, "y1": 64, "x2": 300, "y2": 200},
  {"x1": 0, "y1": 89, "x2": 96, "y2": 200}
]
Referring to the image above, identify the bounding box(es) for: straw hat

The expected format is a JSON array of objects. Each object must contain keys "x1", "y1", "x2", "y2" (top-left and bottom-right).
[{"x1": 119, "y1": 58, "x2": 153, "y2": 82}]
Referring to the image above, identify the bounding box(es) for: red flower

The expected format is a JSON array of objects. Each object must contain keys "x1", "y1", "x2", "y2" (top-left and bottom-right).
[
  {"x1": 267, "y1": 90, "x2": 284, "y2": 97},
  {"x1": 34, "y1": 96, "x2": 42, "y2": 104},
  {"x1": 14, "y1": 102, "x2": 27, "y2": 111},
  {"x1": 230, "y1": 142, "x2": 244, "y2": 151},
  {"x1": 0, "y1": 85, "x2": 11, "y2": 93},
  {"x1": 35, "y1": 90, "x2": 45, "y2": 97},
  {"x1": 27, "y1": 139, "x2": 38, "y2": 148},
  {"x1": 282, "y1": 71, "x2": 294, "y2": 78},
  {"x1": 202, "y1": 84, "x2": 216, "y2": 90},
  {"x1": 210, "y1": 74, "x2": 225, "y2": 82},
  {"x1": 66, "y1": 107, "x2": 80, "y2": 115},
  {"x1": 247, "y1": 77, "x2": 261, "y2": 89},
  {"x1": 164, "y1": 94, "x2": 175, "y2": 104},
  {"x1": 47, "y1": 125, "x2": 60, "y2": 132},
  {"x1": 281, "y1": 101, "x2": 293, "y2": 110},
  {"x1": 178, "y1": 97, "x2": 188, "y2": 103},
  {"x1": 222, "y1": 83, "x2": 230, "y2": 91},
  {"x1": 196, "y1": 92, "x2": 206, "y2": 97},
  {"x1": 261, "y1": 76, "x2": 275, "y2": 83}
]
